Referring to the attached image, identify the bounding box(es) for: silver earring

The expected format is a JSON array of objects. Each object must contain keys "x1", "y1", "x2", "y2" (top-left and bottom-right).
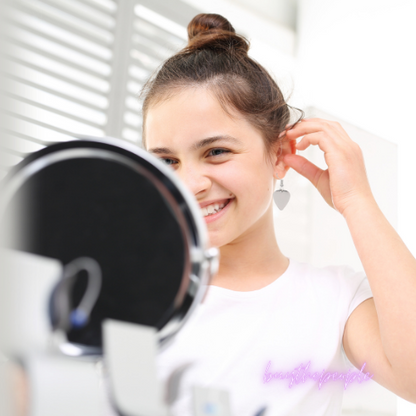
[{"x1": 273, "y1": 175, "x2": 290, "y2": 210}]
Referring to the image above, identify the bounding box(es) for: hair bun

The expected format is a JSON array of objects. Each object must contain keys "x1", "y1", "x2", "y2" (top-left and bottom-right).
[{"x1": 186, "y1": 13, "x2": 249, "y2": 55}]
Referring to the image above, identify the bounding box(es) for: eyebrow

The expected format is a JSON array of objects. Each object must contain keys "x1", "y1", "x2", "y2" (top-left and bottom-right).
[{"x1": 148, "y1": 135, "x2": 242, "y2": 155}]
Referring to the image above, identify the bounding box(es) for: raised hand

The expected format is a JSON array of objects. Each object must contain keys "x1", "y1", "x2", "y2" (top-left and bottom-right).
[{"x1": 281, "y1": 118, "x2": 375, "y2": 217}]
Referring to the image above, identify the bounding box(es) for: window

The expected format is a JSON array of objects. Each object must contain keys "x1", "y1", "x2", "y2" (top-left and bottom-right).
[{"x1": 1, "y1": 0, "x2": 199, "y2": 178}]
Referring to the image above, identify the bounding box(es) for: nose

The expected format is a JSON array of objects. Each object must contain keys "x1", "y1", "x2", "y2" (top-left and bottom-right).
[{"x1": 176, "y1": 162, "x2": 211, "y2": 198}]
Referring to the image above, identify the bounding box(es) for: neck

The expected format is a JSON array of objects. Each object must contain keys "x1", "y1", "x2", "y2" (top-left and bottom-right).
[{"x1": 209, "y1": 205, "x2": 289, "y2": 291}]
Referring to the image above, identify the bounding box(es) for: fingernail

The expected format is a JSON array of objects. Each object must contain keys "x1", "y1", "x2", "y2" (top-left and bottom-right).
[{"x1": 279, "y1": 131, "x2": 286, "y2": 138}]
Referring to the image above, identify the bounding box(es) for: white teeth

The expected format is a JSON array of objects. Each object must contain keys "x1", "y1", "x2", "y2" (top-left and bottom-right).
[{"x1": 200, "y1": 200, "x2": 229, "y2": 217}]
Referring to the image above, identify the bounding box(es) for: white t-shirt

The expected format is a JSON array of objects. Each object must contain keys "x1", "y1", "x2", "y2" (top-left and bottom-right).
[{"x1": 156, "y1": 258, "x2": 374, "y2": 416}]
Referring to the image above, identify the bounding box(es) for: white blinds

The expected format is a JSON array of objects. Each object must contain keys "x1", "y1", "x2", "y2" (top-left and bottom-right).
[
  {"x1": 1, "y1": 0, "x2": 199, "y2": 177},
  {"x1": 108, "y1": 0, "x2": 189, "y2": 143}
]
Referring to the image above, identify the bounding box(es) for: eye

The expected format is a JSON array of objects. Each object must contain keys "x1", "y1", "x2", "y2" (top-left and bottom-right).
[
  {"x1": 160, "y1": 158, "x2": 178, "y2": 166},
  {"x1": 207, "y1": 148, "x2": 231, "y2": 157}
]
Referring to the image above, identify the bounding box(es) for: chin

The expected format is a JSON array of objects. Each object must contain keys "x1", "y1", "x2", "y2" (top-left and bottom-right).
[
  {"x1": 207, "y1": 236, "x2": 223, "y2": 249},
  {"x1": 206, "y1": 231, "x2": 226, "y2": 249},
  {"x1": 207, "y1": 229, "x2": 238, "y2": 249}
]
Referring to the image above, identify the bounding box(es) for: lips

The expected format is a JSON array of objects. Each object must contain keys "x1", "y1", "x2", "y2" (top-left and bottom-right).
[
  {"x1": 202, "y1": 198, "x2": 233, "y2": 223},
  {"x1": 201, "y1": 199, "x2": 230, "y2": 217},
  {"x1": 199, "y1": 198, "x2": 230, "y2": 209}
]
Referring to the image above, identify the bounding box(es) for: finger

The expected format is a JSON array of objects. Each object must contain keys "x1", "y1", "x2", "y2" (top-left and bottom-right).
[
  {"x1": 293, "y1": 131, "x2": 348, "y2": 156},
  {"x1": 286, "y1": 119, "x2": 337, "y2": 134},
  {"x1": 283, "y1": 153, "x2": 325, "y2": 189},
  {"x1": 286, "y1": 119, "x2": 350, "y2": 143},
  {"x1": 300, "y1": 118, "x2": 344, "y2": 129},
  {"x1": 295, "y1": 120, "x2": 362, "y2": 155},
  {"x1": 304, "y1": 119, "x2": 351, "y2": 140},
  {"x1": 284, "y1": 154, "x2": 334, "y2": 209},
  {"x1": 291, "y1": 118, "x2": 344, "y2": 131}
]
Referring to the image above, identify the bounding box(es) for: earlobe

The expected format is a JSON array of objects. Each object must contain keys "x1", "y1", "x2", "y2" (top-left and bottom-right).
[
  {"x1": 273, "y1": 165, "x2": 289, "y2": 180},
  {"x1": 273, "y1": 161, "x2": 288, "y2": 180}
]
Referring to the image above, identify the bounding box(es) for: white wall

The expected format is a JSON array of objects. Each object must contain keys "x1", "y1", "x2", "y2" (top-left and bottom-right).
[
  {"x1": 294, "y1": 1, "x2": 416, "y2": 415},
  {"x1": 295, "y1": 0, "x2": 416, "y2": 254},
  {"x1": 182, "y1": 0, "x2": 297, "y2": 97}
]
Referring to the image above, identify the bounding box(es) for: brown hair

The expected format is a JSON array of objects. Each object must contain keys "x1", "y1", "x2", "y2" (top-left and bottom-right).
[{"x1": 140, "y1": 13, "x2": 303, "y2": 156}]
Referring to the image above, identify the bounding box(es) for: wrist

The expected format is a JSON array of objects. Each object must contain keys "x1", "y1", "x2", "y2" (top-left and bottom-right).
[{"x1": 341, "y1": 194, "x2": 379, "y2": 222}]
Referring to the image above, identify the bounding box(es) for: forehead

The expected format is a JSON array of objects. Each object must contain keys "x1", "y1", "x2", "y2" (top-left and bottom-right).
[{"x1": 144, "y1": 87, "x2": 260, "y2": 151}]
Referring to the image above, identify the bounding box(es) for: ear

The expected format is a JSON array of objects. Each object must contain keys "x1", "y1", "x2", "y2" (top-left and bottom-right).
[{"x1": 272, "y1": 139, "x2": 297, "y2": 179}]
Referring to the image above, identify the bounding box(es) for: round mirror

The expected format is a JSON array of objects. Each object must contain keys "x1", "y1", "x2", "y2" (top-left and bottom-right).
[{"x1": 0, "y1": 136, "x2": 218, "y2": 355}]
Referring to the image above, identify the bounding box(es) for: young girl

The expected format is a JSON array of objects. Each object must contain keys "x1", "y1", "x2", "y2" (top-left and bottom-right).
[{"x1": 140, "y1": 13, "x2": 416, "y2": 416}]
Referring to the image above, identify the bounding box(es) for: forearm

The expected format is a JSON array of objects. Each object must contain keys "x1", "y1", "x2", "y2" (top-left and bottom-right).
[{"x1": 343, "y1": 196, "x2": 416, "y2": 382}]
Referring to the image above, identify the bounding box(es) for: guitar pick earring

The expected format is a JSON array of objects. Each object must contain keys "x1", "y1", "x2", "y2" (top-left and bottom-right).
[{"x1": 273, "y1": 175, "x2": 290, "y2": 210}]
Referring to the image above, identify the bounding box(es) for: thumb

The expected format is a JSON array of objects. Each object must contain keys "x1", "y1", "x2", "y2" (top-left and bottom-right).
[{"x1": 283, "y1": 153, "x2": 324, "y2": 186}]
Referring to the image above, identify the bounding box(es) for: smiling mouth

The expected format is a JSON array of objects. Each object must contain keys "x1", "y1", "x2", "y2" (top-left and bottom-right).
[{"x1": 201, "y1": 199, "x2": 231, "y2": 218}]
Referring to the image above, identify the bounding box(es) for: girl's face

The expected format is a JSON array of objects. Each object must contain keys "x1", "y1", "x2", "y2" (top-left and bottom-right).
[{"x1": 144, "y1": 87, "x2": 286, "y2": 248}]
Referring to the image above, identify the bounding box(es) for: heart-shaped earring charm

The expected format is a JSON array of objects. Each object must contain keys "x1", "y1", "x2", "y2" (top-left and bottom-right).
[
  {"x1": 273, "y1": 189, "x2": 290, "y2": 210},
  {"x1": 273, "y1": 178, "x2": 290, "y2": 210}
]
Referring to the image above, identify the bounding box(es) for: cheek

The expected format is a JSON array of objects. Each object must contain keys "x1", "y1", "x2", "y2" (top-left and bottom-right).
[
  {"x1": 245, "y1": 169, "x2": 274, "y2": 212},
  {"x1": 224, "y1": 163, "x2": 271, "y2": 205},
  {"x1": 210, "y1": 162, "x2": 242, "y2": 189},
  {"x1": 245, "y1": 160, "x2": 273, "y2": 192},
  {"x1": 246, "y1": 179, "x2": 272, "y2": 211},
  {"x1": 209, "y1": 155, "x2": 273, "y2": 203}
]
